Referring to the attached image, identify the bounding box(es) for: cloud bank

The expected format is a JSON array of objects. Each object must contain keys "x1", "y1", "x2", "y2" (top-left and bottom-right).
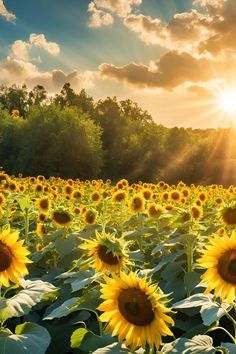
[{"x1": 98, "y1": 0, "x2": 236, "y2": 90}]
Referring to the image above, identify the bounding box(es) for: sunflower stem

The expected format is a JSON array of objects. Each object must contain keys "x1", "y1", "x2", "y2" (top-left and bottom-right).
[
  {"x1": 186, "y1": 242, "x2": 193, "y2": 273},
  {"x1": 24, "y1": 208, "x2": 29, "y2": 246}
]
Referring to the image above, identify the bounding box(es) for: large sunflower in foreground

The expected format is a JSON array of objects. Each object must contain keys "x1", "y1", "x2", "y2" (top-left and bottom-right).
[
  {"x1": 98, "y1": 272, "x2": 174, "y2": 350},
  {"x1": 0, "y1": 226, "x2": 32, "y2": 287},
  {"x1": 198, "y1": 231, "x2": 236, "y2": 303},
  {"x1": 82, "y1": 231, "x2": 129, "y2": 273}
]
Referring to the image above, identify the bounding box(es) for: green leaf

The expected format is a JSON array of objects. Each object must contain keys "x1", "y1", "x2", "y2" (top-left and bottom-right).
[
  {"x1": 184, "y1": 335, "x2": 215, "y2": 353},
  {"x1": 70, "y1": 270, "x2": 97, "y2": 292},
  {"x1": 54, "y1": 236, "x2": 77, "y2": 258},
  {"x1": 161, "y1": 338, "x2": 189, "y2": 353},
  {"x1": 184, "y1": 272, "x2": 201, "y2": 295},
  {"x1": 92, "y1": 342, "x2": 130, "y2": 354},
  {"x1": 71, "y1": 327, "x2": 88, "y2": 348},
  {"x1": 173, "y1": 293, "x2": 215, "y2": 309},
  {"x1": 17, "y1": 195, "x2": 31, "y2": 212},
  {"x1": 43, "y1": 297, "x2": 79, "y2": 320},
  {"x1": 173, "y1": 293, "x2": 231, "y2": 326},
  {"x1": 200, "y1": 301, "x2": 231, "y2": 326},
  {"x1": 161, "y1": 262, "x2": 183, "y2": 280},
  {"x1": 0, "y1": 279, "x2": 56, "y2": 323},
  {"x1": 71, "y1": 328, "x2": 114, "y2": 351},
  {"x1": 0, "y1": 322, "x2": 50, "y2": 354},
  {"x1": 221, "y1": 342, "x2": 236, "y2": 353}
]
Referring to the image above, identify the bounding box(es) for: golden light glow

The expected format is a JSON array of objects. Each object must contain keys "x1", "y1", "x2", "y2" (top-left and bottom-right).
[{"x1": 218, "y1": 90, "x2": 236, "y2": 115}]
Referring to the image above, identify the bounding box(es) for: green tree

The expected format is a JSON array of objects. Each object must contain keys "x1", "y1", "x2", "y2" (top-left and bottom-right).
[
  {"x1": 28, "y1": 85, "x2": 48, "y2": 106},
  {"x1": 18, "y1": 105, "x2": 103, "y2": 179}
]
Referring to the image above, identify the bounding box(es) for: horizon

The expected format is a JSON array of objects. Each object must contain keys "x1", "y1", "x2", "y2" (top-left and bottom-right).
[{"x1": 1, "y1": 0, "x2": 236, "y2": 128}]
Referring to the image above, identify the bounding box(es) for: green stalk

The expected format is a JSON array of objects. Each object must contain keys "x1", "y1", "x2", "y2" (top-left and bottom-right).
[
  {"x1": 186, "y1": 242, "x2": 193, "y2": 273},
  {"x1": 24, "y1": 208, "x2": 29, "y2": 246}
]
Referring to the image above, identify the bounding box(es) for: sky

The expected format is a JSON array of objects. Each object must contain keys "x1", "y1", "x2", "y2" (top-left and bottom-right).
[{"x1": 1, "y1": 0, "x2": 236, "y2": 128}]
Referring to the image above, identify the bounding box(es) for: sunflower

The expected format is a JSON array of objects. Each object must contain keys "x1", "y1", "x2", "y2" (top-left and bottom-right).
[
  {"x1": 90, "y1": 191, "x2": 101, "y2": 203},
  {"x1": 83, "y1": 209, "x2": 97, "y2": 225},
  {"x1": 198, "y1": 231, "x2": 236, "y2": 303},
  {"x1": 35, "y1": 197, "x2": 50, "y2": 211},
  {"x1": 191, "y1": 205, "x2": 203, "y2": 220},
  {"x1": 147, "y1": 203, "x2": 163, "y2": 218},
  {"x1": 112, "y1": 190, "x2": 127, "y2": 203},
  {"x1": 0, "y1": 226, "x2": 32, "y2": 287},
  {"x1": 82, "y1": 231, "x2": 129, "y2": 273},
  {"x1": 98, "y1": 272, "x2": 174, "y2": 350},
  {"x1": 143, "y1": 189, "x2": 152, "y2": 200},
  {"x1": 170, "y1": 191, "x2": 181, "y2": 202},
  {"x1": 0, "y1": 193, "x2": 5, "y2": 206},
  {"x1": 130, "y1": 194, "x2": 145, "y2": 213},
  {"x1": 221, "y1": 206, "x2": 236, "y2": 226},
  {"x1": 36, "y1": 243, "x2": 43, "y2": 252},
  {"x1": 52, "y1": 208, "x2": 72, "y2": 227},
  {"x1": 36, "y1": 223, "x2": 47, "y2": 238}
]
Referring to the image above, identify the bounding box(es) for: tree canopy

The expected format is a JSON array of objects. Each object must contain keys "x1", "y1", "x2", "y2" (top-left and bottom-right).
[{"x1": 0, "y1": 83, "x2": 235, "y2": 185}]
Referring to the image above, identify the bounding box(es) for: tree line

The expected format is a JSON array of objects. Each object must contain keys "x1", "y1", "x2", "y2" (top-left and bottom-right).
[{"x1": 0, "y1": 83, "x2": 235, "y2": 185}]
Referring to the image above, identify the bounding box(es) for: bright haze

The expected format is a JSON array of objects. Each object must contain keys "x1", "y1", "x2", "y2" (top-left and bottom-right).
[{"x1": 1, "y1": 0, "x2": 236, "y2": 128}]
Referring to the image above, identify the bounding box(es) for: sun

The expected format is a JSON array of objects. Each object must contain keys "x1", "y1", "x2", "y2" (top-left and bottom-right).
[{"x1": 218, "y1": 90, "x2": 236, "y2": 115}]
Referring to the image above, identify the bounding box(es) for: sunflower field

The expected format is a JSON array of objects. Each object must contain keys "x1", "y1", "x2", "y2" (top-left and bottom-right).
[{"x1": 0, "y1": 173, "x2": 236, "y2": 353}]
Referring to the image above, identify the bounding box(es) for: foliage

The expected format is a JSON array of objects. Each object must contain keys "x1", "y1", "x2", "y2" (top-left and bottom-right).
[{"x1": 0, "y1": 83, "x2": 236, "y2": 184}]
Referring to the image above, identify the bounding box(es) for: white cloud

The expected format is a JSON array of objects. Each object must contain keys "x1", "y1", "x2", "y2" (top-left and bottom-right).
[
  {"x1": 124, "y1": 11, "x2": 213, "y2": 52},
  {"x1": 0, "y1": 0, "x2": 16, "y2": 21},
  {"x1": 11, "y1": 34, "x2": 60, "y2": 62},
  {"x1": 93, "y1": 0, "x2": 142, "y2": 18},
  {"x1": 88, "y1": 2, "x2": 114, "y2": 28},
  {"x1": 87, "y1": 0, "x2": 142, "y2": 27},
  {"x1": 11, "y1": 40, "x2": 30, "y2": 61},
  {"x1": 0, "y1": 56, "x2": 95, "y2": 92},
  {"x1": 123, "y1": 0, "x2": 236, "y2": 57},
  {"x1": 29, "y1": 34, "x2": 60, "y2": 56}
]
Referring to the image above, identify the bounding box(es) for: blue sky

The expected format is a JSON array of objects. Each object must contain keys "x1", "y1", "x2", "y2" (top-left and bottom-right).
[{"x1": 1, "y1": 0, "x2": 236, "y2": 128}]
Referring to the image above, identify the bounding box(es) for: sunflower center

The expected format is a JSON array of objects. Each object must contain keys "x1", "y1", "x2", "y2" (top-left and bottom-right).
[
  {"x1": 0, "y1": 241, "x2": 12, "y2": 271},
  {"x1": 222, "y1": 208, "x2": 236, "y2": 225},
  {"x1": 53, "y1": 211, "x2": 71, "y2": 225},
  {"x1": 118, "y1": 288, "x2": 154, "y2": 326},
  {"x1": 97, "y1": 245, "x2": 120, "y2": 265},
  {"x1": 218, "y1": 249, "x2": 236, "y2": 283}
]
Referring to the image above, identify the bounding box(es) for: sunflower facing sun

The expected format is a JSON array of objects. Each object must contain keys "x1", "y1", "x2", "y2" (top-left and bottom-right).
[
  {"x1": 198, "y1": 231, "x2": 236, "y2": 303},
  {"x1": 81, "y1": 230, "x2": 130, "y2": 273},
  {"x1": 0, "y1": 226, "x2": 32, "y2": 287},
  {"x1": 98, "y1": 271, "x2": 174, "y2": 350}
]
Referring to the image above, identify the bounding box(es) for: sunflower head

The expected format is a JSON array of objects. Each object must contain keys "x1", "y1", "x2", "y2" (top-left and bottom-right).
[
  {"x1": 170, "y1": 190, "x2": 181, "y2": 202},
  {"x1": 221, "y1": 205, "x2": 236, "y2": 226},
  {"x1": 35, "y1": 197, "x2": 50, "y2": 211},
  {"x1": 83, "y1": 209, "x2": 97, "y2": 225},
  {"x1": 0, "y1": 225, "x2": 32, "y2": 287},
  {"x1": 73, "y1": 190, "x2": 83, "y2": 200},
  {"x1": 112, "y1": 190, "x2": 127, "y2": 203},
  {"x1": 143, "y1": 189, "x2": 152, "y2": 200},
  {"x1": 130, "y1": 194, "x2": 145, "y2": 213},
  {"x1": 91, "y1": 191, "x2": 101, "y2": 203},
  {"x1": 64, "y1": 184, "x2": 74, "y2": 195},
  {"x1": 36, "y1": 243, "x2": 43, "y2": 252},
  {"x1": 98, "y1": 271, "x2": 174, "y2": 350},
  {"x1": 191, "y1": 205, "x2": 203, "y2": 220},
  {"x1": 198, "y1": 231, "x2": 236, "y2": 303},
  {"x1": 82, "y1": 231, "x2": 130, "y2": 273},
  {"x1": 0, "y1": 193, "x2": 5, "y2": 206},
  {"x1": 52, "y1": 208, "x2": 72, "y2": 227},
  {"x1": 147, "y1": 203, "x2": 163, "y2": 218},
  {"x1": 36, "y1": 223, "x2": 47, "y2": 238}
]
